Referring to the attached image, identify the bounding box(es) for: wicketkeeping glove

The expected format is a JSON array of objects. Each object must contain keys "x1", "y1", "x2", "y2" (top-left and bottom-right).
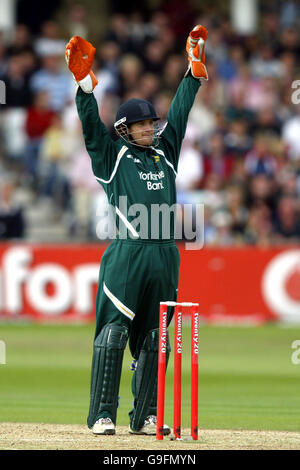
[
  {"x1": 185, "y1": 25, "x2": 208, "y2": 81},
  {"x1": 65, "y1": 36, "x2": 98, "y2": 93}
]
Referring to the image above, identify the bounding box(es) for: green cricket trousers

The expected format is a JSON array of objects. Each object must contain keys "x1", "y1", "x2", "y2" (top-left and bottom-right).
[
  {"x1": 94, "y1": 238, "x2": 180, "y2": 359},
  {"x1": 87, "y1": 238, "x2": 180, "y2": 428}
]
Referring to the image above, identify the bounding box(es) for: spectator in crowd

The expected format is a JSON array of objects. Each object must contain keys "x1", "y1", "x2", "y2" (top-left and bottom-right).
[
  {"x1": 273, "y1": 195, "x2": 300, "y2": 241},
  {"x1": 0, "y1": 177, "x2": 25, "y2": 239},
  {"x1": 245, "y1": 173, "x2": 277, "y2": 214},
  {"x1": 277, "y1": 86, "x2": 295, "y2": 123},
  {"x1": 217, "y1": 44, "x2": 245, "y2": 82},
  {"x1": 203, "y1": 205, "x2": 217, "y2": 245},
  {"x1": 69, "y1": 146, "x2": 101, "y2": 238},
  {"x1": 39, "y1": 114, "x2": 72, "y2": 210},
  {"x1": 261, "y1": 10, "x2": 279, "y2": 47},
  {"x1": 23, "y1": 91, "x2": 56, "y2": 185},
  {"x1": 117, "y1": 54, "x2": 143, "y2": 99},
  {"x1": 199, "y1": 60, "x2": 228, "y2": 110},
  {"x1": 127, "y1": 11, "x2": 158, "y2": 55},
  {"x1": 203, "y1": 132, "x2": 235, "y2": 186},
  {"x1": 244, "y1": 134, "x2": 277, "y2": 177},
  {"x1": 250, "y1": 43, "x2": 284, "y2": 79},
  {"x1": 200, "y1": 173, "x2": 225, "y2": 213},
  {"x1": 205, "y1": 27, "x2": 227, "y2": 67},
  {"x1": 224, "y1": 119, "x2": 252, "y2": 157},
  {"x1": 0, "y1": 37, "x2": 6, "y2": 75},
  {"x1": 142, "y1": 39, "x2": 167, "y2": 74},
  {"x1": 103, "y1": 14, "x2": 132, "y2": 53},
  {"x1": 279, "y1": 50, "x2": 297, "y2": 86},
  {"x1": 161, "y1": 0, "x2": 194, "y2": 40},
  {"x1": 137, "y1": 72, "x2": 160, "y2": 102},
  {"x1": 0, "y1": 53, "x2": 32, "y2": 107},
  {"x1": 277, "y1": 169, "x2": 299, "y2": 198},
  {"x1": 66, "y1": 3, "x2": 89, "y2": 39},
  {"x1": 5, "y1": 24, "x2": 33, "y2": 57},
  {"x1": 250, "y1": 106, "x2": 282, "y2": 136},
  {"x1": 149, "y1": 10, "x2": 170, "y2": 40},
  {"x1": 30, "y1": 53, "x2": 71, "y2": 112},
  {"x1": 161, "y1": 54, "x2": 185, "y2": 93},
  {"x1": 225, "y1": 184, "x2": 248, "y2": 238},
  {"x1": 226, "y1": 64, "x2": 257, "y2": 122},
  {"x1": 243, "y1": 204, "x2": 274, "y2": 246},
  {"x1": 153, "y1": 90, "x2": 172, "y2": 125},
  {"x1": 96, "y1": 40, "x2": 121, "y2": 94},
  {"x1": 282, "y1": 104, "x2": 300, "y2": 161},
  {"x1": 33, "y1": 20, "x2": 66, "y2": 58},
  {"x1": 209, "y1": 210, "x2": 234, "y2": 246},
  {"x1": 280, "y1": 1, "x2": 300, "y2": 29},
  {"x1": 276, "y1": 26, "x2": 300, "y2": 59},
  {"x1": 188, "y1": 80, "x2": 217, "y2": 140},
  {"x1": 176, "y1": 123, "x2": 204, "y2": 195}
]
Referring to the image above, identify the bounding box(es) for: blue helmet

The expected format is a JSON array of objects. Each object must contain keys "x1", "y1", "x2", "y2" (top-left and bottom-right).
[
  {"x1": 115, "y1": 98, "x2": 160, "y2": 125},
  {"x1": 114, "y1": 98, "x2": 160, "y2": 147}
]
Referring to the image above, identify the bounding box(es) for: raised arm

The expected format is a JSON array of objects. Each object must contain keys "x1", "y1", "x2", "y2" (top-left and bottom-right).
[
  {"x1": 160, "y1": 75, "x2": 201, "y2": 166},
  {"x1": 160, "y1": 25, "x2": 208, "y2": 171},
  {"x1": 75, "y1": 88, "x2": 118, "y2": 180},
  {"x1": 66, "y1": 36, "x2": 118, "y2": 180}
]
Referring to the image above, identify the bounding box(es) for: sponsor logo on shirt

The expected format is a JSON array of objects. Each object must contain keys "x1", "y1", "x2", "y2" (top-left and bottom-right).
[{"x1": 138, "y1": 171, "x2": 165, "y2": 190}]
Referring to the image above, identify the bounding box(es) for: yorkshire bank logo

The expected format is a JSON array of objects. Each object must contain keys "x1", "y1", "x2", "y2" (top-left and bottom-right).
[
  {"x1": 138, "y1": 170, "x2": 165, "y2": 181},
  {"x1": 138, "y1": 170, "x2": 165, "y2": 191},
  {"x1": 262, "y1": 250, "x2": 300, "y2": 323}
]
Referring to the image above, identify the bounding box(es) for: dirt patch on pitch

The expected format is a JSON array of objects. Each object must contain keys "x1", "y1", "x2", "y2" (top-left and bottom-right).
[{"x1": 1, "y1": 423, "x2": 300, "y2": 450}]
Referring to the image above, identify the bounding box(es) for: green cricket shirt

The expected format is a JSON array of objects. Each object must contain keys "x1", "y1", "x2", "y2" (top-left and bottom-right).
[{"x1": 76, "y1": 74, "x2": 201, "y2": 241}]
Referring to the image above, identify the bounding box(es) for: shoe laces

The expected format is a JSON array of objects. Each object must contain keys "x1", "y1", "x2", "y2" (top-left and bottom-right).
[
  {"x1": 145, "y1": 415, "x2": 156, "y2": 425},
  {"x1": 96, "y1": 418, "x2": 112, "y2": 424}
]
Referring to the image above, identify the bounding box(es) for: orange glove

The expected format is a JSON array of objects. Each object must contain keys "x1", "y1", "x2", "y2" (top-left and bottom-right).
[
  {"x1": 185, "y1": 25, "x2": 208, "y2": 81},
  {"x1": 65, "y1": 36, "x2": 98, "y2": 93}
]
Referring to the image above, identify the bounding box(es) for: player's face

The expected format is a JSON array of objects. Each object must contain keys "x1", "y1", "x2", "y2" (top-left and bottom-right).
[{"x1": 129, "y1": 119, "x2": 154, "y2": 147}]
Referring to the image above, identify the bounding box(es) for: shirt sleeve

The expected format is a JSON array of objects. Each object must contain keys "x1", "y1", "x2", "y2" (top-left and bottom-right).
[
  {"x1": 160, "y1": 74, "x2": 201, "y2": 171},
  {"x1": 75, "y1": 87, "x2": 118, "y2": 180}
]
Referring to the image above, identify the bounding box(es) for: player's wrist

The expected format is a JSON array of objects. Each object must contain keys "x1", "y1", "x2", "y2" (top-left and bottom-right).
[{"x1": 78, "y1": 71, "x2": 98, "y2": 93}]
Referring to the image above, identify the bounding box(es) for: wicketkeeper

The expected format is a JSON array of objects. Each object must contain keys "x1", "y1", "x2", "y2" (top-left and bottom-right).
[{"x1": 65, "y1": 25, "x2": 208, "y2": 435}]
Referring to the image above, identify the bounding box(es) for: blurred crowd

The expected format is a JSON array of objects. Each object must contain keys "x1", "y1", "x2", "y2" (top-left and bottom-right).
[{"x1": 0, "y1": 1, "x2": 300, "y2": 245}]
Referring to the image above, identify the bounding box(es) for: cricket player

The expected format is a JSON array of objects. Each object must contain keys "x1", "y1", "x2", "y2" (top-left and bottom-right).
[{"x1": 65, "y1": 25, "x2": 208, "y2": 436}]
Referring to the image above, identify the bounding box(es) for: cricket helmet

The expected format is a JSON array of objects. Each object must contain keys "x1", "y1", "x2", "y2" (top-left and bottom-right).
[{"x1": 114, "y1": 98, "x2": 161, "y2": 148}]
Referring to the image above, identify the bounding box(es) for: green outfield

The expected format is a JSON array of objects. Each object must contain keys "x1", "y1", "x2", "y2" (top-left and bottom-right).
[{"x1": 0, "y1": 322, "x2": 300, "y2": 431}]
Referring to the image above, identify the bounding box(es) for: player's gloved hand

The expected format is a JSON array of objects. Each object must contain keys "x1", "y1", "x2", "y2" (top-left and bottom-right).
[
  {"x1": 185, "y1": 25, "x2": 208, "y2": 81},
  {"x1": 65, "y1": 36, "x2": 98, "y2": 93}
]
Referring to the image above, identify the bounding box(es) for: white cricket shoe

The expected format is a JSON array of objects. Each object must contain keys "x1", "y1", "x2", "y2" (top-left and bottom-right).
[
  {"x1": 129, "y1": 415, "x2": 171, "y2": 435},
  {"x1": 92, "y1": 417, "x2": 115, "y2": 435}
]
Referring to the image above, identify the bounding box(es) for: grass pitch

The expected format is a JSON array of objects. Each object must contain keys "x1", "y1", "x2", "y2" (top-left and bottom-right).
[{"x1": 0, "y1": 323, "x2": 300, "y2": 432}]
